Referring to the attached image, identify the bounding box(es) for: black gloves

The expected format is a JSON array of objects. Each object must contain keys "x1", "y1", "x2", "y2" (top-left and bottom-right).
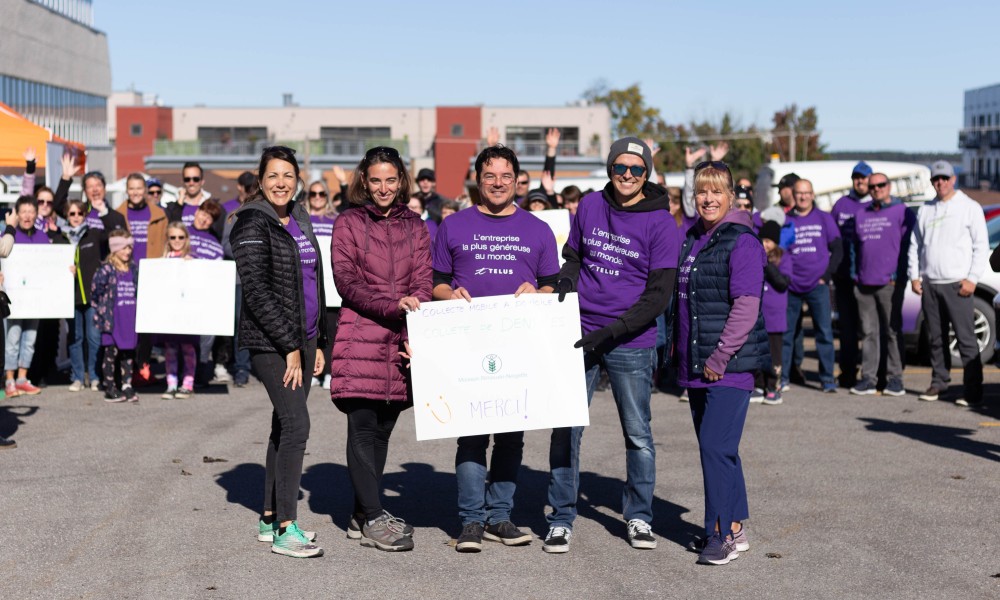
[
  {"x1": 574, "y1": 326, "x2": 614, "y2": 352},
  {"x1": 555, "y1": 277, "x2": 574, "y2": 302}
]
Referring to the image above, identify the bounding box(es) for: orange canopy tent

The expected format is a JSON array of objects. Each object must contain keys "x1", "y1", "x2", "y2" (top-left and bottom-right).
[{"x1": 0, "y1": 102, "x2": 86, "y2": 170}]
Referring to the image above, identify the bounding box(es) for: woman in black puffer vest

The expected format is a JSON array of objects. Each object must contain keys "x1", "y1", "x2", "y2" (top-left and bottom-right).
[
  {"x1": 667, "y1": 161, "x2": 767, "y2": 566},
  {"x1": 230, "y1": 145, "x2": 327, "y2": 559}
]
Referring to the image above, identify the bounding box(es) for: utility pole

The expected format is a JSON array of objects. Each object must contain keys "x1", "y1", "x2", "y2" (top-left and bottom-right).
[{"x1": 789, "y1": 124, "x2": 796, "y2": 163}]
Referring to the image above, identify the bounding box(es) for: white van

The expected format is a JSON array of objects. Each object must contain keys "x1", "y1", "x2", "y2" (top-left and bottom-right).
[{"x1": 754, "y1": 160, "x2": 936, "y2": 211}]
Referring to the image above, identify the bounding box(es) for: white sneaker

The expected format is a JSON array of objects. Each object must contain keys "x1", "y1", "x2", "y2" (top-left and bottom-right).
[
  {"x1": 68, "y1": 380, "x2": 84, "y2": 392},
  {"x1": 322, "y1": 374, "x2": 331, "y2": 389},
  {"x1": 211, "y1": 364, "x2": 233, "y2": 384},
  {"x1": 311, "y1": 377, "x2": 321, "y2": 388},
  {"x1": 89, "y1": 380, "x2": 100, "y2": 392},
  {"x1": 627, "y1": 519, "x2": 657, "y2": 549}
]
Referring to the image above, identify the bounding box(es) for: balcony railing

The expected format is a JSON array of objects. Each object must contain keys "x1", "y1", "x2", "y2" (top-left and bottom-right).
[
  {"x1": 504, "y1": 141, "x2": 583, "y2": 157},
  {"x1": 959, "y1": 130, "x2": 982, "y2": 149},
  {"x1": 153, "y1": 139, "x2": 409, "y2": 157}
]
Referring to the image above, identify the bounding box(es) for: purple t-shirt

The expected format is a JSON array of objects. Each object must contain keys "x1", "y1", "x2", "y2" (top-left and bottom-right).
[
  {"x1": 102, "y1": 269, "x2": 138, "y2": 350},
  {"x1": 309, "y1": 214, "x2": 336, "y2": 238},
  {"x1": 854, "y1": 201, "x2": 914, "y2": 286},
  {"x1": 763, "y1": 250, "x2": 794, "y2": 333},
  {"x1": 181, "y1": 204, "x2": 199, "y2": 229},
  {"x1": 786, "y1": 208, "x2": 840, "y2": 294},
  {"x1": 126, "y1": 205, "x2": 152, "y2": 260},
  {"x1": 86, "y1": 207, "x2": 105, "y2": 231},
  {"x1": 14, "y1": 227, "x2": 50, "y2": 244},
  {"x1": 433, "y1": 207, "x2": 559, "y2": 298},
  {"x1": 676, "y1": 230, "x2": 763, "y2": 391},
  {"x1": 425, "y1": 218, "x2": 438, "y2": 245},
  {"x1": 831, "y1": 194, "x2": 869, "y2": 279},
  {"x1": 285, "y1": 217, "x2": 320, "y2": 339},
  {"x1": 222, "y1": 198, "x2": 241, "y2": 215},
  {"x1": 189, "y1": 228, "x2": 224, "y2": 261},
  {"x1": 570, "y1": 192, "x2": 679, "y2": 348}
]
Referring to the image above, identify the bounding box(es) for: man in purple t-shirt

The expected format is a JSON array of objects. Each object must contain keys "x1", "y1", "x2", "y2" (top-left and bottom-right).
[
  {"x1": 783, "y1": 179, "x2": 842, "y2": 393},
  {"x1": 546, "y1": 137, "x2": 679, "y2": 554},
  {"x1": 849, "y1": 173, "x2": 915, "y2": 397},
  {"x1": 432, "y1": 145, "x2": 559, "y2": 554},
  {"x1": 830, "y1": 161, "x2": 871, "y2": 387}
]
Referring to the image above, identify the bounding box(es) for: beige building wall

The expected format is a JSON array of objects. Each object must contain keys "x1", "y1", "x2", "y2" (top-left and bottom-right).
[
  {"x1": 482, "y1": 105, "x2": 612, "y2": 157},
  {"x1": 171, "y1": 107, "x2": 438, "y2": 156}
]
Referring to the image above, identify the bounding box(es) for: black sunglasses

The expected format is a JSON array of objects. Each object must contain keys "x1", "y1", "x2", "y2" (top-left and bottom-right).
[
  {"x1": 183, "y1": 177, "x2": 202, "y2": 183},
  {"x1": 148, "y1": 190, "x2": 163, "y2": 195},
  {"x1": 694, "y1": 160, "x2": 731, "y2": 174},
  {"x1": 169, "y1": 235, "x2": 187, "y2": 240},
  {"x1": 365, "y1": 146, "x2": 400, "y2": 159},
  {"x1": 612, "y1": 164, "x2": 647, "y2": 178},
  {"x1": 930, "y1": 175, "x2": 951, "y2": 183},
  {"x1": 870, "y1": 181, "x2": 889, "y2": 189},
  {"x1": 308, "y1": 191, "x2": 328, "y2": 198},
  {"x1": 67, "y1": 211, "x2": 83, "y2": 216}
]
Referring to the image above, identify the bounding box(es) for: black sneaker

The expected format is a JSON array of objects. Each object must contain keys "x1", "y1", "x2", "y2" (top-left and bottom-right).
[
  {"x1": 0, "y1": 436, "x2": 16, "y2": 449},
  {"x1": 543, "y1": 526, "x2": 571, "y2": 554},
  {"x1": 121, "y1": 386, "x2": 139, "y2": 403},
  {"x1": 626, "y1": 519, "x2": 657, "y2": 549},
  {"x1": 103, "y1": 388, "x2": 126, "y2": 403},
  {"x1": 456, "y1": 522, "x2": 484, "y2": 553},
  {"x1": 483, "y1": 521, "x2": 531, "y2": 546}
]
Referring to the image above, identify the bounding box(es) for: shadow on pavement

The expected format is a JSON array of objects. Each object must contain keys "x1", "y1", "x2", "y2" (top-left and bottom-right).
[
  {"x1": 218, "y1": 459, "x2": 699, "y2": 546},
  {"x1": 859, "y1": 418, "x2": 1000, "y2": 462},
  {"x1": 0, "y1": 404, "x2": 39, "y2": 438}
]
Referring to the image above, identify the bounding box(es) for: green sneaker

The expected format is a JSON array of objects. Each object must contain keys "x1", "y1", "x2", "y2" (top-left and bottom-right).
[
  {"x1": 257, "y1": 519, "x2": 316, "y2": 543},
  {"x1": 270, "y1": 522, "x2": 323, "y2": 558}
]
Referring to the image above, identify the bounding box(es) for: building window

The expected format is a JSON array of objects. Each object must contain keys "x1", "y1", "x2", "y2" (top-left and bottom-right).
[
  {"x1": 130, "y1": 123, "x2": 143, "y2": 137},
  {"x1": 450, "y1": 124, "x2": 464, "y2": 137},
  {"x1": 319, "y1": 126, "x2": 391, "y2": 155},
  {"x1": 505, "y1": 126, "x2": 580, "y2": 156}
]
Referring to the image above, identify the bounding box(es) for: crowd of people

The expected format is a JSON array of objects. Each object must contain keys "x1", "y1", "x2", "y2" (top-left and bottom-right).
[{"x1": 0, "y1": 133, "x2": 991, "y2": 567}]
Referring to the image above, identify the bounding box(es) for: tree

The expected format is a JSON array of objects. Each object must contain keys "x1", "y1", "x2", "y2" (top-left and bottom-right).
[
  {"x1": 583, "y1": 80, "x2": 667, "y2": 139},
  {"x1": 770, "y1": 104, "x2": 826, "y2": 162}
]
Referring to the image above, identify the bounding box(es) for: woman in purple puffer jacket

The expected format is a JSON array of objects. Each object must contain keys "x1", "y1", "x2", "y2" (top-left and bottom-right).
[{"x1": 330, "y1": 146, "x2": 432, "y2": 552}]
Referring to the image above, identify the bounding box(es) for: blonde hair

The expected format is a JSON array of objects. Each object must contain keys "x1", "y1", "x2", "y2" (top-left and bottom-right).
[
  {"x1": 694, "y1": 166, "x2": 735, "y2": 199},
  {"x1": 106, "y1": 229, "x2": 132, "y2": 271},
  {"x1": 162, "y1": 221, "x2": 192, "y2": 258},
  {"x1": 307, "y1": 179, "x2": 336, "y2": 217}
]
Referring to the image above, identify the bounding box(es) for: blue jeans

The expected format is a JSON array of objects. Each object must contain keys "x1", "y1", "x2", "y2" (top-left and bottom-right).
[
  {"x1": 783, "y1": 283, "x2": 835, "y2": 386},
  {"x1": 69, "y1": 306, "x2": 100, "y2": 383},
  {"x1": 456, "y1": 431, "x2": 524, "y2": 525},
  {"x1": 4, "y1": 318, "x2": 38, "y2": 372},
  {"x1": 547, "y1": 345, "x2": 657, "y2": 528},
  {"x1": 233, "y1": 284, "x2": 251, "y2": 379}
]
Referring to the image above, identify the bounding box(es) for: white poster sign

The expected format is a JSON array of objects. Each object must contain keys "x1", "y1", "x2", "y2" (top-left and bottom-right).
[
  {"x1": 1, "y1": 245, "x2": 75, "y2": 319},
  {"x1": 532, "y1": 208, "x2": 571, "y2": 265},
  {"x1": 406, "y1": 293, "x2": 588, "y2": 441},
  {"x1": 135, "y1": 258, "x2": 235, "y2": 336},
  {"x1": 316, "y1": 235, "x2": 342, "y2": 308}
]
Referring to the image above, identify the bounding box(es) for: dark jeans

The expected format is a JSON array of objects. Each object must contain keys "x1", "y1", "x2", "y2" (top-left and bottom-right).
[
  {"x1": 232, "y1": 285, "x2": 251, "y2": 381},
  {"x1": 783, "y1": 283, "x2": 835, "y2": 386},
  {"x1": 456, "y1": 431, "x2": 525, "y2": 525},
  {"x1": 254, "y1": 337, "x2": 317, "y2": 523},
  {"x1": 923, "y1": 282, "x2": 982, "y2": 401},
  {"x1": 833, "y1": 275, "x2": 859, "y2": 383},
  {"x1": 334, "y1": 397, "x2": 405, "y2": 521}
]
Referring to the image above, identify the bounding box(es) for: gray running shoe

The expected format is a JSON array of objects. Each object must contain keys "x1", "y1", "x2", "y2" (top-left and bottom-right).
[
  {"x1": 348, "y1": 511, "x2": 413, "y2": 540},
  {"x1": 361, "y1": 513, "x2": 414, "y2": 552}
]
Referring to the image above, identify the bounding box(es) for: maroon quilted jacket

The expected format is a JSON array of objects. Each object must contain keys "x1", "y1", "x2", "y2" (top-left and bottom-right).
[{"x1": 329, "y1": 203, "x2": 432, "y2": 402}]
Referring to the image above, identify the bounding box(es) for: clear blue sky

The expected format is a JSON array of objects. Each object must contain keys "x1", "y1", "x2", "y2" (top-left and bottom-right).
[{"x1": 98, "y1": 0, "x2": 1000, "y2": 153}]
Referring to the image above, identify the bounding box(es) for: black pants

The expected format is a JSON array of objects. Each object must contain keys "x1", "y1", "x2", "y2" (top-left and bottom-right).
[
  {"x1": 754, "y1": 333, "x2": 785, "y2": 392},
  {"x1": 28, "y1": 318, "x2": 60, "y2": 384},
  {"x1": 334, "y1": 397, "x2": 405, "y2": 521},
  {"x1": 833, "y1": 275, "x2": 859, "y2": 384},
  {"x1": 102, "y1": 345, "x2": 135, "y2": 391},
  {"x1": 253, "y1": 338, "x2": 317, "y2": 523}
]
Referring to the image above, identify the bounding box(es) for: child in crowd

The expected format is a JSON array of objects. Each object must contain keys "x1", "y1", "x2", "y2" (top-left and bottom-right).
[
  {"x1": 91, "y1": 229, "x2": 139, "y2": 403},
  {"x1": 5, "y1": 195, "x2": 51, "y2": 397},
  {"x1": 160, "y1": 222, "x2": 198, "y2": 399},
  {"x1": 758, "y1": 221, "x2": 793, "y2": 405}
]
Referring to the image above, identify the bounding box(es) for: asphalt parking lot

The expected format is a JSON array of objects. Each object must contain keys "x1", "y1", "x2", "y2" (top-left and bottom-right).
[{"x1": 2, "y1": 356, "x2": 998, "y2": 600}]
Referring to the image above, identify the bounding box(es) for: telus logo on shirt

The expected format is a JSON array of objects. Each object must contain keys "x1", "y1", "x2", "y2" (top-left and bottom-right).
[{"x1": 474, "y1": 267, "x2": 513, "y2": 276}]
